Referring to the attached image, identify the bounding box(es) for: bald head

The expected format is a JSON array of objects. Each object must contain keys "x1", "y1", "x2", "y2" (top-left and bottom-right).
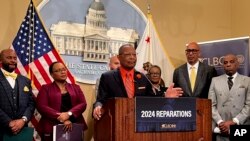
[
  {"x1": 109, "y1": 55, "x2": 120, "y2": 70},
  {"x1": 185, "y1": 42, "x2": 200, "y2": 65},
  {"x1": 0, "y1": 49, "x2": 17, "y2": 72},
  {"x1": 117, "y1": 44, "x2": 137, "y2": 70}
]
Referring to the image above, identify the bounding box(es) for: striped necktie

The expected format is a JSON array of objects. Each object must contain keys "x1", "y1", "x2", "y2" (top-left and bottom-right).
[
  {"x1": 125, "y1": 73, "x2": 134, "y2": 98},
  {"x1": 228, "y1": 76, "x2": 233, "y2": 90}
]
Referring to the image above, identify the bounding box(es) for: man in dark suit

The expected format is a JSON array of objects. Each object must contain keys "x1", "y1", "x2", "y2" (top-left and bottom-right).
[
  {"x1": 0, "y1": 49, "x2": 35, "y2": 138},
  {"x1": 173, "y1": 42, "x2": 217, "y2": 98},
  {"x1": 93, "y1": 44, "x2": 183, "y2": 120}
]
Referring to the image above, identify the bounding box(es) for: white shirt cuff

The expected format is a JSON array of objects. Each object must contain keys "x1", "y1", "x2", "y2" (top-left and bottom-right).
[
  {"x1": 214, "y1": 127, "x2": 221, "y2": 133},
  {"x1": 217, "y1": 120, "x2": 223, "y2": 125},
  {"x1": 233, "y1": 118, "x2": 239, "y2": 125}
]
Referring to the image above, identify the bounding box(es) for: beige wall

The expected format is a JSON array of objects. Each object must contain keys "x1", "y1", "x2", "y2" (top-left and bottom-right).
[
  {"x1": 1, "y1": 0, "x2": 250, "y2": 141},
  {"x1": 133, "y1": 0, "x2": 232, "y2": 66},
  {"x1": 231, "y1": 0, "x2": 250, "y2": 37}
]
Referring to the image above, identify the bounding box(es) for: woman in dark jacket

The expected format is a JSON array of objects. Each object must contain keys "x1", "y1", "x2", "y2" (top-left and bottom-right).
[{"x1": 148, "y1": 65, "x2": 167, "y2": 96}]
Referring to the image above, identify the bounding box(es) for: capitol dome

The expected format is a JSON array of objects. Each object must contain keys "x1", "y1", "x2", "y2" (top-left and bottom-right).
[{"x1": 90, "y1": 0, "x2": 105, "y2": 11}]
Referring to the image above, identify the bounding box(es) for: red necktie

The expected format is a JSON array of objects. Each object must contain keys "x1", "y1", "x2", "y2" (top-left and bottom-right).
[{"x1": 125, "y1": 73, "x2": 134, "y2": 98}]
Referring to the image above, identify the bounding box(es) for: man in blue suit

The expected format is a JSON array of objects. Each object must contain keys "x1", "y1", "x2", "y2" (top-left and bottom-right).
[
  {"x1": 0, "y1": 49, "x2": 35, "y2": 138},
  {"x1": 93, "y1": 44, "x2": 183, "y2": 120}
]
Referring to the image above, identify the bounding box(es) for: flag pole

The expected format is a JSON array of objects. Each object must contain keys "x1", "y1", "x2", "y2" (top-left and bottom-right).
[
  {"x1": 30, "y1": 0, "x2": 35, "y2": 86},
  {"x1": 146, "y1": 2, "x2": 153, "y2": 63},
  {"x1": 147, "y1": 2, "x2": 150, "y2": 15},
  {"x1": 28, "y1": 0, "x2": 35, "y2": 82}
]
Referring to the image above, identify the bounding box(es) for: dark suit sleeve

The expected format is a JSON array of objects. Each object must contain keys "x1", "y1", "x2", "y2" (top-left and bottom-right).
[
  {"x1": 22, "y1": 78, "x2": 35, "y2": 121},
  {"x1": 94, "y1": 73, "x2": 109, "y2": 107},
  {"x1": 211, "y1": 66, "x2": 218, "y2": 77},
  {"x1": 0, "y1": 106, "x2": 12, "y2": 129},
  {"x1": 173, "y1": 69, "x2": 179, "y2": 87}
]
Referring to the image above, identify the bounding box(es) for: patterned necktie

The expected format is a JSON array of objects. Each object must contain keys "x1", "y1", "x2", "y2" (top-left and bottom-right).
[
  {"x1": 125, "y1": 73, "x2": 134, "y2": 98},
  {"x1": 3, "y1": 71, "x2": 17, "y2": 79},
  {"x1": 228, "y1": 76, "x2": 233, "y2": 90},
  {"x1": 190, "y1": 67, "x2": 197, "y2": 92}
]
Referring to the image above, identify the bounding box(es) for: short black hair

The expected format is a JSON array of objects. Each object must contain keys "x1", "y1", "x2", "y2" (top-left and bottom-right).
[
  {"x1": 49, "y1": 61, "x2": 60, "y2": 73},
  {"x1": 148, "y1": 65, "x2": 161, "y2": 75},
  {"x1": 118, "y1": 44, "x2": 134, "y2": 55}
]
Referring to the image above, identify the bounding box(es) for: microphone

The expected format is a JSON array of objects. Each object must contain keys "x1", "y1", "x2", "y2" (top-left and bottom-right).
[{"x1": 137, "y1": 72, "x2": 158, "y2": 95}]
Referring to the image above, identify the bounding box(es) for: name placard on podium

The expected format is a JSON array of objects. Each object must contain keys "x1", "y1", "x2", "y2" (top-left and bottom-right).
[
  {"x1": 135, "y1": 97, "x2": 196, "y2": 132},
  {"x1": 94, "y1": 98, "x2": 212, "y2": 141}
]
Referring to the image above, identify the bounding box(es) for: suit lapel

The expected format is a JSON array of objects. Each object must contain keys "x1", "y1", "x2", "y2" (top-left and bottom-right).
[
  {"x1": 134, "y1": 71, "x2": 142, "y2": 96},
  {"x1": 16, "y1": 76, "x2": 24, "y2": 108},
  {"x1": 230, "y1": 74, "x2": 243, "y2": 94},
  {"x1": 221, "y1": 74, "x2": 232, "y2": 103},
  {"x1": 182, "y1": 64, "x2": 192, "y2": 96},
  {"x1": 113, "y1": 69, "x2": 127, "y2": 97},
  {"x1": 0, "y1": 71, "x2": 14, "y2": 108},
  {"x1": 193, "y1": 63, "x2": 204, "y2": 96},
  {"x1": 219, "y1": 74, "x2": 229, "y2": 91}
]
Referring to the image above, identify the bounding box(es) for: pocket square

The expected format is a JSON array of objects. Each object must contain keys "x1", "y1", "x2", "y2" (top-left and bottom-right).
[
  {"x1": 138, "y1": 87, "x2": 146, "y2": 90},
  {"x1": 23, "y1": 86, "x2": 29, "y2": 92}
]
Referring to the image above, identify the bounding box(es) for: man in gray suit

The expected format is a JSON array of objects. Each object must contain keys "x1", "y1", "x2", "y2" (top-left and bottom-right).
[
  {"x1": 173, "y1": 42, "x2": 217, "y2": 98},
  {"x1": 0, "y1": 49, "x2": 35, "y2": 138},
  {"x1": 208, "y1": 54, "x2": 250, "y2": 141}
]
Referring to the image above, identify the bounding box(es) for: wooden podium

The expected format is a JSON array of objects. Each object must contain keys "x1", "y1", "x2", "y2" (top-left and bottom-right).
[{"x1": 94, "y1": 98, "x2": 212, "y2": 141}]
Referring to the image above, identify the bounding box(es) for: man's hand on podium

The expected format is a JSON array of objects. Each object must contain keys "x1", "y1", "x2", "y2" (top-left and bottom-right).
[
  {"x1": 93, "y1": 106, "x2": 103, "y2": 120},
  {"x1": 164, "y1": 83, "x2": 183, "y2": 98}
]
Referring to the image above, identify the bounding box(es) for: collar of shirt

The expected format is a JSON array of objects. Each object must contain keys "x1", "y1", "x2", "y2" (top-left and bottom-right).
[
  {"x1": 226, "y1": 72, "x2": 238, "y2": 83},
  {"x1": 187, "y1": 61, "x2": 199, "y2": 70},
  {"x1": 187, "y1": 61, "x2": 199, "y2": 74},
  {"x1": 1, "y1": 68, "x2": 17, "y2": 78},
  {"x1": 1, "y1": 68, "x2": 16, "y2": 88},
  {"x1": 119, "y1": 67, "x2": 134, "y2": 81}
]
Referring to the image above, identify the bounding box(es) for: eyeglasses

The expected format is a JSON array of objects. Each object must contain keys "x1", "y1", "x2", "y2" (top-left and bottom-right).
[
  {"x1": 149, "y1": 73, "x2": 161, "y2": 77},
  {"x1": 53, "y1": 68, "x2": 67, "y2": 73},
  {"x1": 119, "y1": 53, "x2": 137, "y2": 57},
  {"x1": 185, "y1": 49, "x2": 199, "y2": 54}
]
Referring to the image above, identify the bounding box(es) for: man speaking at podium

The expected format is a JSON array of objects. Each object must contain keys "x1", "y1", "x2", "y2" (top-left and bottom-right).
[{"x1": 93, "y1": 44, "x2": 183, "y2": 120}]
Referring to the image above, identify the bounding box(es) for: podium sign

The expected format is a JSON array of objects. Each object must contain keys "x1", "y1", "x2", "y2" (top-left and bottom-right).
[
  {"x1": 135, "y1": 97, "x2": 196, "y2": 132},
  {"x1": 94, "y1": 98, "x2": 212, "y2": 141}
]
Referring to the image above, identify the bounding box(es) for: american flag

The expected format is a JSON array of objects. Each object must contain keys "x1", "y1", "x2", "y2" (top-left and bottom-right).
[{"x1": 11, "y1": 1, "x2": 75, "y2": 140}]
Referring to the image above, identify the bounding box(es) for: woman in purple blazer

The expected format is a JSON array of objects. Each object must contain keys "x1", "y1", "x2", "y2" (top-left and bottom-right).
[{"x1": 36, "y1": 62, "x2": 87, "y2": 141}]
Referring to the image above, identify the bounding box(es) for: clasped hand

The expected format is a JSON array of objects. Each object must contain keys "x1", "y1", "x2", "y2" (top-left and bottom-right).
[
  {"x1": 9, "y1": 119, "x2": 25, "y2": 134},
  {"x1": 57, "y1": 112, "x2": 72, "y2": 132}
]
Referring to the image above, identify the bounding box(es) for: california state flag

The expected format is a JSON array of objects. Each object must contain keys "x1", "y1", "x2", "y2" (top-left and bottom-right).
[{"x1": 135, "y1": 14, "x2": 174, "y2": 86}]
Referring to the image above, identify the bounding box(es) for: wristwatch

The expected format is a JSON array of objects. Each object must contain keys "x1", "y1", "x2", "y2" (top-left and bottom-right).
[
  {"x1": 22, "y1": 116, "x2": 28, "y2": 123},
  {"x1": 68, "y1": 111, "x2": 73, "y2": 116}
]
